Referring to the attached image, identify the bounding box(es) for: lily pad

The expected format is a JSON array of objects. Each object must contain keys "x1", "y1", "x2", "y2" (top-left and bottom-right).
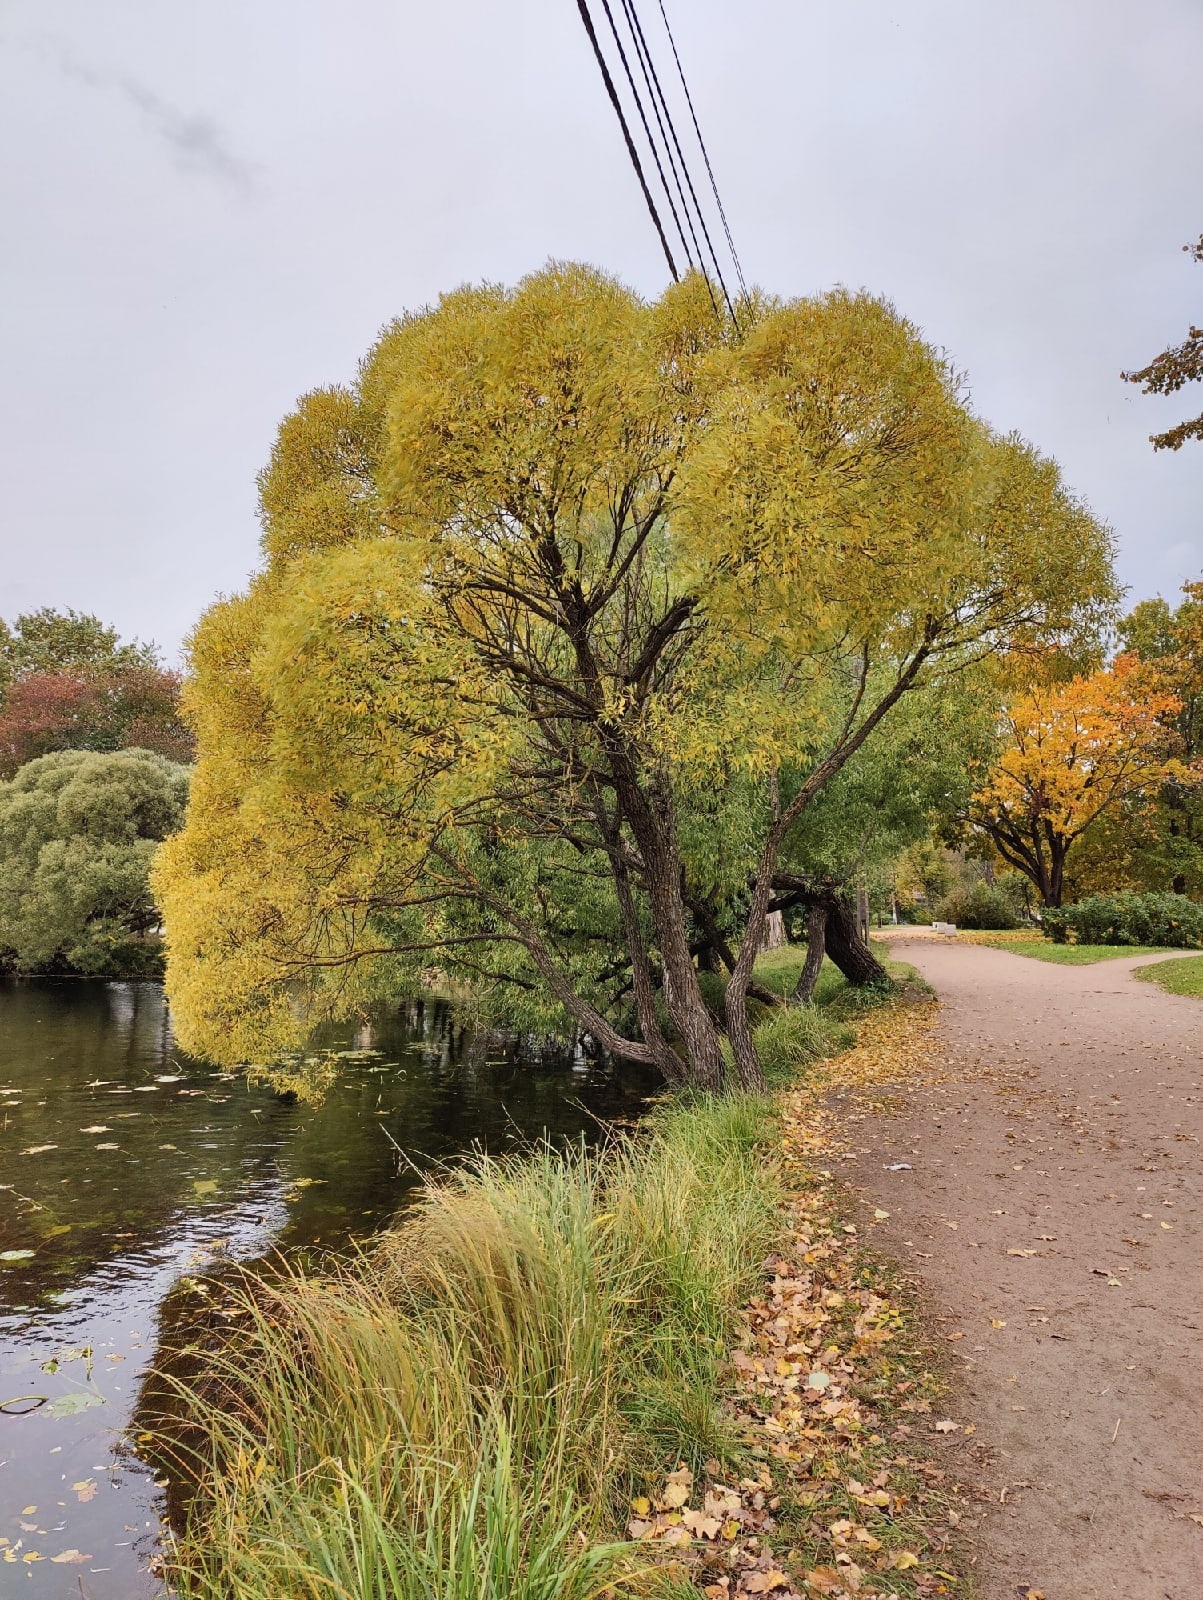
[{"x1": 46, "y1": 1389, "x2": 105, "y2": 1419}]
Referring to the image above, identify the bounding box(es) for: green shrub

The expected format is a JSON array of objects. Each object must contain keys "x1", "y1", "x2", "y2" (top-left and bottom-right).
[
  {"x1": 0, "y1": 747, "x2": 188, "y2": 974},
  {"x1": 936, "y1": 880, "x2": 1018, "y2": 930},
  {"x1": 1042, "y1": 891, "x2": 1203, "y2": 948}
]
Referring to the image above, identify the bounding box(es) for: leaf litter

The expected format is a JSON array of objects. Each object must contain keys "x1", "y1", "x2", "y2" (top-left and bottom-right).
[{"x1": 626, "y1": 995, "x2": 972, "y2": 1598}]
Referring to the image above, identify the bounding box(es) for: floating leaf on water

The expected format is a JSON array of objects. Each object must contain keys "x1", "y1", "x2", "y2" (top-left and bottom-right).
[
  {"x1": 154, "y1": 1075, "x2": 184, "y2": 1083},
  {"x1": 94, "y1": 1143, "x2": 119, "y2": 1151},
  {"x1": 43, "y1": 1224, "x2": 72, "y2": 1237},
  {"x1": 46, "y1": 1390, "x2": 105, "y2": 1418},
  {"x1": 0, "y1": 1250, "x2": 35, "y2": 1262},
  {"x1": 192, "y1": 1180, "x2": 219, "y2": 1197},
  {"x1": 158, "y1": 1143, "x2": 179, "y2": 1151},
  {"x1": 50, "y1": 1550, "x2": 91, "y2": 1564},
  {"x1": 72, "y1": 1480, "x2": 97, "y2": 1503},
  {"x1": 20, "y1": 1145, "x2": 57, "y2": 1156},
  {"x1": 79, "y1": 1125, "x2": 110, "y2": 1134}
]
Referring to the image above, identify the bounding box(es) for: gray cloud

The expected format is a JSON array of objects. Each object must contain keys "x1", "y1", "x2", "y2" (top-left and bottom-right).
[{"x1": 42, "y1": 39, "x2": 255, "y2": 191}]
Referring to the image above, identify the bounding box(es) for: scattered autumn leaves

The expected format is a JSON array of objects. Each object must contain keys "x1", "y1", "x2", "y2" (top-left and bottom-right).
[
  {"x1": 624, "y1": 995, "x2": 967, "y2": 1599},
  {"x1": 0, "y1": 1481, "x2": 97, "y2": 1566}
]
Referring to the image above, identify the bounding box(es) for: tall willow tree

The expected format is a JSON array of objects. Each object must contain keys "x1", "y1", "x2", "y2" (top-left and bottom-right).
[{"x1": 156, "y1": 265, "x2": 1116, "y2": 1090}]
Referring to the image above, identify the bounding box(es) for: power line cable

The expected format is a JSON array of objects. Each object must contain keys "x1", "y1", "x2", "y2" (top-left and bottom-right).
[
  {"x1": 596, "y1": 0, "x2": 695, "y2": 274},
  {"x1": 621, "y1": 0, "x2": 734, "y2": 324},
  {"x1": 654, "y1": 0, "x2": 747, "y2": 298},
  {"x1": 616, "y1": 0, "x2": 705, "y2": 272},
  {"x1": 574, "y1": 0, "x2": 679, "y2": 280},
  {"x1": 617, "y1": 0, "x2": 722, "y2": 320}
]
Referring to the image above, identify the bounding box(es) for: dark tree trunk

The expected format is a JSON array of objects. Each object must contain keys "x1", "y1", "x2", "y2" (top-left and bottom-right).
[
  {"x1": 696, "y1": 942, "x2": 720, "y2": 973},
  {"x1": 614, "y1": 778, "x2": 727, "y2": 1091},
  {"x1": 823, "y1": 892, "x2": 890, "y2": 987},
  {"x1": 791, "y1": 901, "x2": 827, "y2": 1004}
]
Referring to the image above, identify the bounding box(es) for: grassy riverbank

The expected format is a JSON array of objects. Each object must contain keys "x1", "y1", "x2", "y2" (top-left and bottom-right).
[{"x1": 157, "y1": 979, "x2": 957, "y2": 1600}]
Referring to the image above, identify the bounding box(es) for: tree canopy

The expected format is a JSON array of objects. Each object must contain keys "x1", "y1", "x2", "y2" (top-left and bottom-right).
[
  {"x1": 0, "y1": 608, "x2": 154, "y2": 688},
  {"x1": 155, "y1": 264, "x2": 1118, "y2": 1089},
  {"x1": 1122, "y1": 235, "x2": 1203, "y2": 451},
  {"x1": 0, "y1": 748, "x2": 190, "y2": 975},
  {"x1": 967, "y1": 659, "x2": 1180, "y2": 906},
  {"x1": 1091, "y1": 579, "x2": 1203, "y2": 895},
  {"x1": 0, "y1": 608, "x2": 193, "y2": 777}
]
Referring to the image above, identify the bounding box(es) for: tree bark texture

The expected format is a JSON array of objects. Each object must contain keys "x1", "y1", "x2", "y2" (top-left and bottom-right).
[
  {"x1": 791, "y1": 901, "x2": 828, "y2": 1003},
  {"x1": 823, "y1": 891, "x2": 889, "y2": 986},
  {"x1": 614, "y1": 775, "x2": 727, "y2": 1091}
]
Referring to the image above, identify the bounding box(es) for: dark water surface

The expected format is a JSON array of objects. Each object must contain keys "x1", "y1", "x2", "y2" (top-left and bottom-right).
[{"x1": 0, "y1": 978, "x2": 656, "y2": 1597}]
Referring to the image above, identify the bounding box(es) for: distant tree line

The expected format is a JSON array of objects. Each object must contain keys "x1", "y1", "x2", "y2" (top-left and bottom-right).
[
  {"x1": 0, "y1": 607, "x2": 193, "y2": 777},
  {"x1": 0, "y1": 609, "x2": 192, "y2": 976}
]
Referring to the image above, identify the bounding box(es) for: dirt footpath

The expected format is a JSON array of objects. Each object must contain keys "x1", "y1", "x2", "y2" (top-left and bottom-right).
[{"x1": 847, "y1": 941, "x2": 1203, "y2": 1600}]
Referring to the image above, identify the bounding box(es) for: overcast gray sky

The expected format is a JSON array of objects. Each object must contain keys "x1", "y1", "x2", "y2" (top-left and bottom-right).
[{"x1": 2, "y1": 0, "x2": 1200, "y2": 662}]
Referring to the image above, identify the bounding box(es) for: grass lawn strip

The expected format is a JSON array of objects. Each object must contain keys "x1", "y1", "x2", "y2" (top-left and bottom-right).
[
  {"x1": 957, "y1": 933, "x2": 1174, "y2": 964},
  {"x1": 1134, "y1": 953, "x2": 1203, "y2": 997},
  {"x1": 631, "y1": 995, "x2": 972, "y2": 1599}
]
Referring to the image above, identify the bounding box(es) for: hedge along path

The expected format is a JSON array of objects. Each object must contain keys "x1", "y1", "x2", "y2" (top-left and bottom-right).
[
  {"x1": 842, "y1": 939, "x2": 1203, "y2": 1600},
  {"x1": 629, "y1": 993, "x2": 978, "y2": 1599}
]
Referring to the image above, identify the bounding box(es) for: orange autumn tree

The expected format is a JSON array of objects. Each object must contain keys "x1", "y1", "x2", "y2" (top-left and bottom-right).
[{"x1": 969, "y1": 660, "x2": 1180, "y2": 906}]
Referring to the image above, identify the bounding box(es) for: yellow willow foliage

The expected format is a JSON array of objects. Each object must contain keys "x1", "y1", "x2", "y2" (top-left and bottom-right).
[
  {"x1": 154, "y1": 262, "x2": 1119, "y2": 1066},
  {"x1": 972, "y1": 658, "x2": 1182, "y2": 846}
]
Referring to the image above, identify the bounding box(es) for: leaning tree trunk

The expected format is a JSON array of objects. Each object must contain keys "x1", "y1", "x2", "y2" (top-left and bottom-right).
[
  {"x1": 791, "y1": 901, "x2": 828, "y2": 1004},
  {"x1": 823, "y1": 892, "x2": 890, "y2": 987}
]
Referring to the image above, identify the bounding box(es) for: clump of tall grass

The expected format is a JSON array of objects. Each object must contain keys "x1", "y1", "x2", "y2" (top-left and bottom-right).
[
  {"x1": 159, "y1": 1093, "x2": 782, "y2": 1600},
  {"x1": 750, "y1": 1004, "x2": 855, "y2": 1085}
]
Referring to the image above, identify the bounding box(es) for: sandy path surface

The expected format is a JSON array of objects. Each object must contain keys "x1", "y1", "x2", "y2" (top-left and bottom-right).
[{"x1": 847, "y1": 941, "x2": 1203, "y2": 1600}]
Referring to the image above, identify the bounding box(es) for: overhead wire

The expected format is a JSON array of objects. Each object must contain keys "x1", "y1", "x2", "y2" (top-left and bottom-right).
[
  {"x1": 615, "y1": 0, "x2": 705, "y2": 272},
  {"x1": 620, "y1": 0, "x2": 732, "y2": 325},
  {"x1": 596, "y1": 0, "x2": 695, "y2": 276},
  {"x1": 654, "y1": 0, "x2": 747, "y2": 299},
  {"x1": 574, "y1": 0, "x2": 679, "y2": 280},
  {"x1": 573, "y1": 0, "x2": 745, "y2": 325}
]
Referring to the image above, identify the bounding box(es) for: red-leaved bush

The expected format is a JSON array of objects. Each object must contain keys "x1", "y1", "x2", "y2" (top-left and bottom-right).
[{"x1": 0, "y1": 665, "x2": 194, "y2": 778}]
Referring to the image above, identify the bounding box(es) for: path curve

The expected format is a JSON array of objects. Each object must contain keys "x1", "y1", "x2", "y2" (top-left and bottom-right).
[{"x1": 850, "y1": 941, "x2": 1202, "y2": 1600}]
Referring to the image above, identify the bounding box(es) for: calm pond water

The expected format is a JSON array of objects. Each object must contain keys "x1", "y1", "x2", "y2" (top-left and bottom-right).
[{"x1": 0, "y1": 977, "x2": 656, "y2": 1597}]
